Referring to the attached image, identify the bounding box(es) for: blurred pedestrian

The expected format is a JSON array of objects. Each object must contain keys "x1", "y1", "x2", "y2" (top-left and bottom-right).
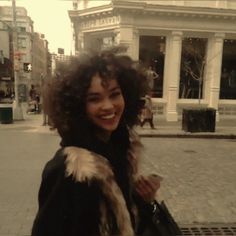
[
  {"x1": 31, "y1": 49, "x2": 161, "y2": 236},
  {"x1": 29, "y1": 85, "x2": 38, "y2": 113},
  {"x1": 29, "y1": 84, "x2": 36, "y2": 101},
  {"x1": 140, "y1": 95, "x2": 155, "y2": 129},
  {"x1": 35, "y1": 94, "x2": 40, "y2": 113}
]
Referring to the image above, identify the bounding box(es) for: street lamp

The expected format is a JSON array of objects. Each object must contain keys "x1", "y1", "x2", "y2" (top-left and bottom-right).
[{"x1": 11, "y1": 0, "x2": 23, "y2": 120}]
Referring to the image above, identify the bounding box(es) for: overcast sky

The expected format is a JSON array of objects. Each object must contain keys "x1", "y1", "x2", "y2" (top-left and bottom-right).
[{"x1": 1, "y1": 0, "x2": 73, "y2": 54}]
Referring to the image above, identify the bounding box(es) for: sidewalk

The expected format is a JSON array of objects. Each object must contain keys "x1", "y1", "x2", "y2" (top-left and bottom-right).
[
  {"x1": 1, "y1": 113, "x2": 236, "y2": 138},
  {"x1": 136, "y1": 115, "x2": 236, "y2": 139},
  {"x1": 0, "y1": 113, "x2": 54, "y2": 134}
]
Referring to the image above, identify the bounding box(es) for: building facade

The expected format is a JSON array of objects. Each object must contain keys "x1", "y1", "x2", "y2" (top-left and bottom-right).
[
  {"x1": 69, "y1": 0, "x2": 236, "y2": 121},
  {"x1": 51, "y1": 53, "x2": 72, "y2": 77},
  {"x1": 0, "y1": 14, "x2": 14, "y2": 101},
  {"x1": 32, "y1": 32, "x2": 49, "y2": 95},
  {"x1": 0, "y1": 6, "x2": 50, "y2": 104},
  {"x1": 0, "y1": 6, "x2": 34, "y2": 102}
]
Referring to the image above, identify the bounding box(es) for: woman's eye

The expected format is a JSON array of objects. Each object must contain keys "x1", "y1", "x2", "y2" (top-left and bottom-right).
[
  {"x1": 87, "y1": 96, "x2": 100, "y2": 103},
  {"x1": 110, "y1": 91, "x2": 121, "y2": 98}
]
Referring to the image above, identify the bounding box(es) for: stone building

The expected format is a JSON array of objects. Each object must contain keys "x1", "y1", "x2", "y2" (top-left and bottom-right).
[
  {"x1": 0, "y1": 19, "x2": 13, "y2": 101},
  {"x1": 69, "y1": 0, "x2": 236, "y2": 121},
  {"x1": 51, "y1": 53, "x2": 72, "y2": 77},
  {"x1": 32, "y1": 32, "x2": 49, "y2": 96},
  {"x1": 0, "y1": 6, "x2": 34, "y2": 102},
  {"x1": 0, "y1": 6, "x2": 50, "y2": 103}
]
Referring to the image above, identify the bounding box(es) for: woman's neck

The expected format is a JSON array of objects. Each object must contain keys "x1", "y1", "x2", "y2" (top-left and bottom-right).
[{"x1": 96, "y1": 130, "x2": 112, "y2": 143}]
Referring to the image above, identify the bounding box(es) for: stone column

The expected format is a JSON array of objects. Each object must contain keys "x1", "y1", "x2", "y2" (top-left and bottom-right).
[
  {"x1": 206, "y1": 33, "x2": 225, "y2": 121},
  {"x1": 77, "y1": 32, "x2": 84, "y2": 53},
  {"x1": 131, "y1": 29, "x2": 140, "y2": 61},
  {"x1": 114, "y1": 27, "x2": 139, "y2": 60},
  {"x1": 165, "y1": 31, "x2": 183, "y2": 121}
]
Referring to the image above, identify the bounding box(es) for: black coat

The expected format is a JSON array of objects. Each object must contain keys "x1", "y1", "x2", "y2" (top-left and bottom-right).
[{"x1": 31, "y1": 145, "x2": 136, "y2": 236}]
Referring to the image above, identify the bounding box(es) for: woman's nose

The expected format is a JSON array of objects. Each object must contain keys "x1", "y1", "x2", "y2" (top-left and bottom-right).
[{"x1": 101, "y1": 98, "x2": 113, "y2": 110}]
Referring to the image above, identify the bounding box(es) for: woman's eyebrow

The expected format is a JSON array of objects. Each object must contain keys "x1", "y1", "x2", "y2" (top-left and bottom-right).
[
  {"x1": 109, "y1": 86, "x2": 121, "y2": 92},
  {"x1": 86, "y1": 86, "x2": 121, "y2": 96},
  {"x1": 86, "y1": 92, "x2": 100, "y2": 97}
]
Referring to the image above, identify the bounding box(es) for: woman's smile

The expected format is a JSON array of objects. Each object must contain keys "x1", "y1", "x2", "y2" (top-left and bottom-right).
[{"x1": 100, "y1": 113, "x2": 115, "y2": 119}]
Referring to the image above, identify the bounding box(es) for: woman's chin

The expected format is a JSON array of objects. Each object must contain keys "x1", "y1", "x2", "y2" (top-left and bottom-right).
[
  {"x1": 96, "y1": 118, "x2": 120, "y2": 132},
  {"x1": 101, "y1": 123, "x2": 119, "y2": 133}
]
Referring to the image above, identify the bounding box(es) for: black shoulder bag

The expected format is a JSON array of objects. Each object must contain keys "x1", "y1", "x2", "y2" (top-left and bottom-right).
[{"x1": 135, "y1": 195, "x2": 182, "y2": 236}]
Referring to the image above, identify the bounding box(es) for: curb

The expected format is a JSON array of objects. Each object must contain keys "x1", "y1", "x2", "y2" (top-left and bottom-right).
[{"x1": 138, "y1": 133, "x2": 236, "y2": 139}]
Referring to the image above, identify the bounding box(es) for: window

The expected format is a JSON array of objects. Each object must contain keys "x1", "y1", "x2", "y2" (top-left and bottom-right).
[
  {"x1": 179, "y1": 37, "x2": 207, "y2": 99},
  {"x1": 102, "y1": 37, "x2": 114, "y2": 49},
  {"x1": 18, "y1": 27, "x2": 26, "y2": 33},
  {"x1": 220, "y1": 39, "x2": 236, "y2": 99},
  {"x1": 139, "y1": 36, "x2": 166, "y2": 98},
  {"x1": 18, "y1": 37, "x2": 27, "y2": 48}
]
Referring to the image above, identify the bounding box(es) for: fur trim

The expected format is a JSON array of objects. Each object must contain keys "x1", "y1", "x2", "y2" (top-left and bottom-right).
[
  {"x1": 63, "y1": 147, "x2": 134, "y2": 236},
  {"x1": 128, "y1": 128, "x2": 143, "y2": 177}
]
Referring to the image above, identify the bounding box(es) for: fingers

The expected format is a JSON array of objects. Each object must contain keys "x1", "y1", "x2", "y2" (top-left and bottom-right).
[
  {"x1": 148, "y1": 174, "x2": 163, "y2": 183},
  {"x1": 135, "y1": 178, "x2": 157, "y2": 202},
  {"x1": 135, "y1": 175, "x2": 161, "y2": 202}
]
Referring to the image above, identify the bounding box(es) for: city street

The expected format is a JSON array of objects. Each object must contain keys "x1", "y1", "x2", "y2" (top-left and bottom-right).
[
  {"x1": 0, "y1": 125, "x2": 236, "y2": 236},
  {"x1": 0, "y1": 128, "x2": 59, "y2": 236},
  {"x1": 139, "y1": 137, "x2": 236, "y2": 224}
]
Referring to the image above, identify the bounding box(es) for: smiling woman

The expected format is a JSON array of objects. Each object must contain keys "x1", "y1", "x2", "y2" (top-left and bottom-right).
[{"x1": 31, "y1": 48, "x2": 164, "y2": 236}]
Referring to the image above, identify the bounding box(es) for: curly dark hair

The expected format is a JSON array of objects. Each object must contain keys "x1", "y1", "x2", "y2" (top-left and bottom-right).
[{"x1": 43, "y1": 49, "x2": 147, "y2": 145}]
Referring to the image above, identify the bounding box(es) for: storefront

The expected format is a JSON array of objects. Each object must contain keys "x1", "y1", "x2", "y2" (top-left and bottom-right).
[{"x1": 69, "y1": 1, "x2": 236, "y2": 121}]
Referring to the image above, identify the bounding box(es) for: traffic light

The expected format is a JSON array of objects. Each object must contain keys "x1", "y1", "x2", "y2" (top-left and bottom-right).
[{"x1": 23, "y1": 63, "x2": 32, "y2": 72}]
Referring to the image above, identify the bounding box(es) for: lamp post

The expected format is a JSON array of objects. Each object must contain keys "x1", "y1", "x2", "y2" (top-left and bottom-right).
[{"x1": 11, "y1": 0, "x2": 23, "y2": 120}]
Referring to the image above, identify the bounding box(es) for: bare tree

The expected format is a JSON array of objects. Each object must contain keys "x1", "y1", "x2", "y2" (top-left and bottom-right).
[{"x1": 180, "y1": 38, "x2": 207, "y2": 103}]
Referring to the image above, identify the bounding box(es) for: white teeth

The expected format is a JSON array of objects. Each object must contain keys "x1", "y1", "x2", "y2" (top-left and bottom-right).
[{"x1": 101, "y1": 114, "x2": 115, "y2": 119}]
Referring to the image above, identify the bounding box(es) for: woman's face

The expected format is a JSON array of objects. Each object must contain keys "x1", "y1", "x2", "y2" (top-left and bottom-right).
[{"x1": 85, "y1": 74, "x2": 125, "y2": 137}]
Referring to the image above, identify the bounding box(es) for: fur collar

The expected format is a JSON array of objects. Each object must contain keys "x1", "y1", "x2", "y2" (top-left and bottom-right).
[{"x1": 63, "y1": 146, "x2": 134, "y2": 236}]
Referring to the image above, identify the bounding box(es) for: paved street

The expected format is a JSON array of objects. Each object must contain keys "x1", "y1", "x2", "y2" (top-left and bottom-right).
[
  {"x1": 0, "y1": 119, "x2": 236, "y2": 236},
  {"x1": 139, "y1": 138, "x2": 236, "y2": 225},
  {"x1": 0, "y1": 128, "x2": 59, "y2": 236}
]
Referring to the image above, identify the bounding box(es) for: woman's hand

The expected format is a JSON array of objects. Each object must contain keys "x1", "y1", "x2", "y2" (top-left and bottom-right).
[{"x1": 135, "y1": 174, "x2": 161, "y2": 203}]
